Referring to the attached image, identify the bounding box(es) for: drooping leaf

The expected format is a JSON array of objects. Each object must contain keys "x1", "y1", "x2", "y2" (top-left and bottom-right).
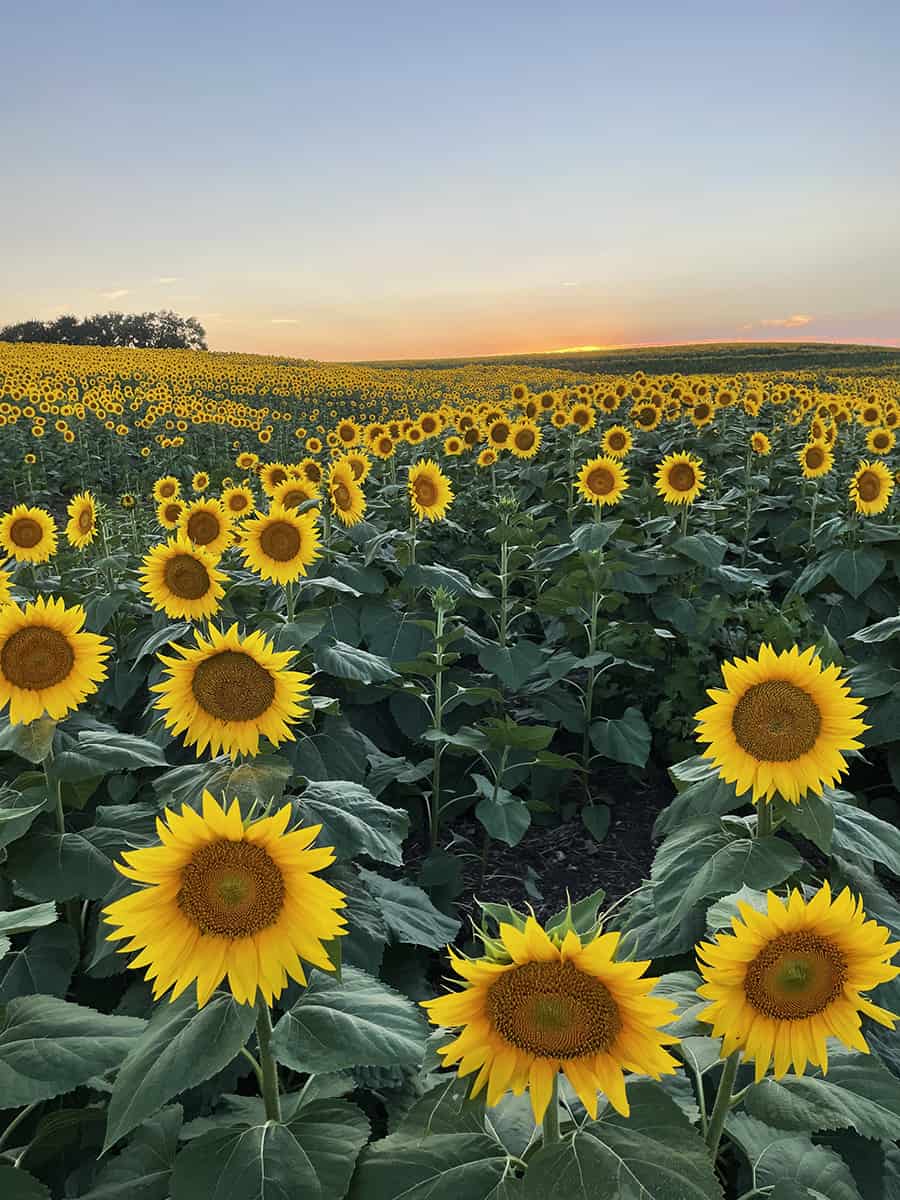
[
  {"x1": 357, "y1": 868, "x2": 460, "y2": 949},
  {"x1": 295, "y1": 781, "x2": 409, "y2": 866},
  {"x1": 349, "y1": 1132, "x2": 509, "y2": 1200},
  {"x1": 171, "y1": 1123, "x2": 320, "y2": 1200}
]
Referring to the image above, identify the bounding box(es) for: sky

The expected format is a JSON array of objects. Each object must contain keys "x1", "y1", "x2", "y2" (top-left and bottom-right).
[{"x1": 2, "y1": 0, "x2": 899, "y2": 360}]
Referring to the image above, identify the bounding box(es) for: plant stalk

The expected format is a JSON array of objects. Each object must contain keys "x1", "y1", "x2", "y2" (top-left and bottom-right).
[
  {"x1": 541, "y1": 1073, "x2": 561, "y2": 1145},
  {"x1": 705, "y1": 1051, "x2": 740, "y2": 1158},
  {"x1": 255, "y1": 1002, "x2": 282, "y2": 1122}
]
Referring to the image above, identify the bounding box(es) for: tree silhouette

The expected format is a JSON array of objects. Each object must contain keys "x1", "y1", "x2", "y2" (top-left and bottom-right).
[{"x1": 0, "y1": 310, "x2": 207, "y2": 350}]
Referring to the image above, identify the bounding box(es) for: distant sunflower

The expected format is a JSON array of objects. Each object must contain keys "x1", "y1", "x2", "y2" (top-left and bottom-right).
[
  {"x1": 695, "y1": 644, "x2": 868, "y2": 804},
  {"x1": 477, "y1": 448, "x2": 497, "y2": 468},
  {"x1": 509, "y1": 421, "x2": 541, "y2": 460},
  {"x1": 570, "y1": 404, "x2": 596, "y2": 434},
  {"x1": 157, "y1": 499, "x2": 185, "y2": 531},
  {"x1": 298, "y1": 457, "x2": 323, "y2": 486},
  {"x1": 655, "y1": 452, "x2": 706, "y2": 505},
  {"x1": 153, "y1": 623, "x2": 310, "y2": 758},
  {"x1": 421, "y1": 916, "x2": 679, "y2": 1122},
  {"x1": 241, "y1": 504, "x2": 321, "y2": 583},
  {"x1": 329, "y1": 473, "x2": 366, "y2": 527},
  {"x1": 343, "y1": 450, "x2": 371, "y2": 482},
  {"x1": 865, "y1": 428, "x2": 895, "y2": 456},
  {"x1": 487, "y1": 419, "x2": 512, "y2": 449},
  {"x1": 690, "y1": 400, "x2": 714, "y2": 428},
  {"x1": 632, "y1": 403, "x2": 662, "y2": 432},
  {"x1": 65, "y1": 492, "x2": 98, "y2": 549},
  {"x1": 576, "y1": 456, "x2": 629, "y2": 507},
  {"x1": 371, "y1": 433, "x2": 395, "y2": 460},
  {"x1": 192, "y1": 471, "x2": 210, "y2": 494},
  {"x1": 153, "y1": 476, "x2": 181, "y2": 503},
  {"x1": 750, "y1": 432, "x2": 771, "y2": 456},
  {"x1": 0, "y1": 596, "x2": 110, "y2": 724},
  {"x1": 409, "y1": 459, "x2": 453, "y2": 521},
  {"x1": 798, "y1": 441, "x2": 833, "y2": 479},
  {"x1": 140, "y1": 537, "x2": 226, "y2": 621},
  {"x1": 236, "y1": 452, "x2": 259, "y2": 471},
  {"x1": 271, "y1": 478, "x2": 320, "y2": 511},
  {"x1": 120, "y1": 494, "x2": 136, "y2": 509},
  {"x1": 850, "y1": 460, "x2": 894, "y2": 516},
  {"x1": 260, "y1": 462, "x2": 290, "y2": 497},
  {"x1": 510, "y1": 383, "x2": 528, "y2": 404},
  {"x1": 551, "y1": 409, "x2": 570, "y2": 429},
  {"x1": 859, "y1": 404, "x2": 882, "y2": 427},
  {"x1": 179, "y1": 499, "x2": 232, "y2": 559},
  {"x1": 221, "y1": 485, "x2": 256, "y2": 520},
  {"x1": 103, "y1": 791, "x2": 346, "y2": 1007},
  {"x1": 336, "y1": 418, "x2": 360, "y2": 447},
  {"x1": 0, "y1": 505, "x2": 57, "y2": 564},
  {"x1": 443, "y1": 435, "x2": 464, "y2": 456},
  {"x1": 601, "y1": 425, "x2": 633, "y2": 459},
  {"x1": 406, "y1": 424, "x2": 425, "y2": 446},
  {"x1": 697, "y1": 882, "x2": 898, "y2": 1082}
]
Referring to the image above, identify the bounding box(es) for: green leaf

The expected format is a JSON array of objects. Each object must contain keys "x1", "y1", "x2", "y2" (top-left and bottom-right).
[
  {"x1": 132, "y1": 622, "x2": 192, "y2": 662},
  {"x1": 0, "y1": 901, "x2": 59, "y2": 936},
  {"x1": 830, "y1": 547, "x2": 886, "y2": 599},
  {"x1": 478, "y1": 642, "x2": 545, "y2": 692},
  {"x1": 296, "y1": 781, "x2": 409, "y2": 866},
  {"x1": 545, "y1": 888, "x2": 606, "y2": 938},
  {"x1": 582, "y1": 805, "x2": 611, "y2": 843},
  {"x1": 473, "y1": 775, "x2": 531, "y2": 847},
  {"x1": 6, "y1": 829, "x2": 117, "y2": 900},
  {"x1": 744, "y1": 1050, "x2": 900, "y2": 1140},
  {"x1": 654, "y1": 775, "x2": 744, "y2": 837},
  {"x1": 395, "y1": 1077, "x2": 486, "y2": 1137},
  {"x1": 404, "y1": 563, "x2": 494, "y2": 600},
  {"x1": 831, "y1": 798, "x2": 900, "y2": 877},
  {"x1": 0, "y1": 786, "x2": 49, "y2": 849},
  {"x1": 81, "y1": 1105, "x2": 182, "y2": 1200},
  {"x1": 727, "y1": 1113, "x2": 861, "y2": 1200},
  {"x1": 288, "y1": 1099, "x2": 369, "y2": 1200},
  {"x1": 0, "y1": 924, "x2": 79, "y2": 1001},
  {"x1": 851, "y1": 616, "x2": 900, "y2": 643},
  {"x1": 104, "y1": 991, "x2": 257, "y2": 1150},
  {"x1": 523, "y1": 1081, "x2": 721, "y2": 1200},
  {"x1": 0, "y1": 995, "x2": 144, "y2": 1107},
  {"x1": 672, "y1": 532, "x2": 727, "y2": 569},
  {"x1": 571, "y1": 519, "x2": 622, "y2": 551},
  {"x1": 705, "y1": 887, "x2": 767, "y2": 931},
  {"x1": 171, "y1": 1123, "x2": 320, "y2": 1200},
  {"x1": 349, "y1": 1132, "x2": 508, "y2": 1200},
  {"x1": 315, "y1": 641, "x2": 398, "y2": 683},
  {"x1": 590, "y1": 707, "x2": 652, "y2": 767},
  {"x1": 270, "y1": 964, "x2": 427, "y2": 1074},
  {"x1": 50, "y1": 730, "x2": 167, "y2": 780},
  {"x1": 356, "y1": 869, "x2": 460, "y2": 949},
  {"x1": 0, "y1": 715, "x2": 57, "y2": 763},
  {"x1": 0, "y1": 1166, "x2": 51, "y2": 1200},
  {"x1": 481, "y1": 718, "x2": 555, "y2": 752}
]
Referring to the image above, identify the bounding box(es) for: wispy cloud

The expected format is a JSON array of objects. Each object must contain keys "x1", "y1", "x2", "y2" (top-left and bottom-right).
[
  {"x1": 156, "y1": 276, "x2": 178, "y2": 285},
  {"x1": 271, "y1": 318, "x2": 300, "y2": 325},
  {"x1": 560, "y1": 282, "x2": 580, "y2": 288},
  {"x1": 100, "y1": 288, "x2": 130, "y2": 301},
  {"x1": 759, "y1": 314, "x2": 814, "y2": 329}
]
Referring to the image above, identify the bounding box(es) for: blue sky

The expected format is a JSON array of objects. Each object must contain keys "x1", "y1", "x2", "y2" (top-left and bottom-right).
[{"x1": 3, "y1": 0, "x2": 898, "y2": 357}]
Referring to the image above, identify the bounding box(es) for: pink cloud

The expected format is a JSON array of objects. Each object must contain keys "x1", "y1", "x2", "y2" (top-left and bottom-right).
[{"x1": 759, "y1": 314, "x2": 814, "y2": 328}]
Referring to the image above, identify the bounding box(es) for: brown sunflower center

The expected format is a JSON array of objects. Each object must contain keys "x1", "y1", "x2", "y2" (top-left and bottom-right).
[
  {"x1": 159, "y1": 481, "x2": 176, "y2": 498},
  {"x1": 805, "y1": 446, "x2": 825, "y2": 470},
  {"x1": 857, "y1": 471, "x2": 881, "y2": 502},
  {"x1": 164, "y1": 503, "x2": 183, "y2": 523},
  {"x1": 177, "y1": 839, "x2": 285, "y2": 936},
  {"x1": 305, "y1": 464, "x2": 322, "y2": 483},
  {"x1": 260, "y1": 520, "x2": 302, "y2": 562},
  {"x1": 515, "y1": 429, "x2": 536, "y2": 450},
  {"x1": 10, "y1": 517, "x2": 44, "y2": 548},
  {"x1": 349, "y1": 460, "x2": 364, "y2": 479},
  {"x1": 668, "y1": 463, "x2": 696, "y2": 491},
  {"x1": 638, "y1": 406, "x2": 656, "y2": 426},
  {"x1": 191, "y1": 651, "x2": 276, "y2": 722},
  {"x1": 332, "y1": 482, "x2": 352, "y2": 511},
  {"x1": 228, "y1": 493, "x2": 249, "y2": 512},
  {"x1": 186, "y1": 511, "x2": 221, "y2": 546},
  {"x1": 586, "y1": 466, "x2": 615, "y2": 496},
  {"x1": 573, "y1": 409, "x2": 590, "y2": 427},
  {"x1": 164, "y1": 553, "x2": 211, "y2": 600},
  {"x1": 873, "y1": 433, "x2": 889, "y2": 450},
  {"x1": 378, "y1": 437, "x2": 393, "y2": 454},
  {"x1": 1, "y1": 626, "x2": 75, "y2": 690},
  {"x1": 695, "y1": 404, "x2": 711, "y2": 420},
  {"x1": 421, "y1": 417, "x2": 437, "y2": 434},
  {"x1": 281, "y1": 489, "x2": 308, "y2": 509},
  {"x1": 413, "y1": 477, "x2": 438, "y2": 507},
  {"x1": 491, "y1": 423, "x2": 510, "y2": 443},
  {"x1": 744, "y1": 931, "x2": 847, "y2": 1019},
  {"x1": 732, "y1": 680, "x2": 822, "y2": 761},
  {"x1": 77, "y1": 507, "x2": 93, "y2": 532},
  {"x1": 608, "y1": 431, "x2": 626, "y2": 450},
  {"x1": 487, "y1": 961, "x2": 622, "y2": 1059}
]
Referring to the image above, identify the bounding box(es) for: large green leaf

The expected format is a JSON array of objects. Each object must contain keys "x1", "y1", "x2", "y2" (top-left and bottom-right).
[
  {"x1": 49, "y1": 730, "x2": 167, "y2": 781},
  {"x1": 744, "y1": 1051, "x2": 900, "y2": 1140},
  {"x1": 171, "y1": 1123, "x2": 319, "y2": 1200},
  {"x1": 523, "y1": 1081, "x2": 721, "y2": 1199},
  {"x1": 6, "y1": 829, "x2": 117, "y2": 900},
  {"x1": 590, "y1": 707, "x2": 652, "y2": 767},
  {"x1": 81, "y1": 1105, "x2": 182, "y2": 1200},
  {"x1": 0, "y1": 924, "x2": 79, "y2": 1001},
  {"x1": 357, "y1": 868, "x2": 460, "y2": 948},
  {"x1": 295, "y1": 781, "x2": 408, "y2": 866},
  {"x1": 105, "y1": 991, "x2": 257, "y2": 1150},
  {"x1": 829, "y1": 547, "x2": 886, "y2": 599},
  {"x1": 727, "y1": 1114, "x2": 861, "y2": 1200},
  {"x1": 0, "y1": 995, "x2": 144, "y2": 1107},
  {"x1": 851, "y1": 616, "x2": 900, "y2": 643},
  {"x1": 0, "y1": 1166, "x2": 51, "y2": 1200},
  {"x1": 315, "y1": 641, "x2": 398, "y2": 683},
  {"x1": 0, "y1": 785, "x2": 49, "y2": 849},
  {"x1": 0, "y1": 901, "x2": 59, "y2": 936},
  {"x1": 404, "y1": 563, "x2": 494, "y2": 601},
  {"x1": 349, "y1": 1133, "x2": 509, "y2": 1200},
  {"x1": 288, "y1": 1099, "x2": 369, "y2": 1200},
  {"x1": 271, "y1": 965, "x2": 427, "y2": 1074},
  {"x1": 478, "y1": 642, "x2": 545, "y2": 692},
  {"x1": 831, "y1": 798, "x2": 900, "y2": 877},
  {"x1": 473, "y1": 775, "x2": 531, "y2": 847},
  {"x1": 0, "y1": 715, "x2": 56, "y2": 763}
]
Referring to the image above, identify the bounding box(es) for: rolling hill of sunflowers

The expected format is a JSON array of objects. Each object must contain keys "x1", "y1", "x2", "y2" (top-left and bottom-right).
[{"x1": 2, "y1": 340, "x2": 900, "y2": 1199}]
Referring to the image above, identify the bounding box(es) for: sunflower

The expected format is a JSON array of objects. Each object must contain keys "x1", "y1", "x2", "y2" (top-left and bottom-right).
[
  {"x1": 371, "y1": 433, "x2": 395, "y2": 460},
  {"x1": 850, "y1": 460, "x2": 894, "y2": 516},
  {"x1": 576, "y1": 456, "x2": 629, "y2": 507},
  {"x1": 859, "y1": 404, "x2": 882, "y2": 427},
  {"x1": 336, "y1": 418, "x2": 360, "y2": 447},
  {"x1": 750, "y1": 432, "x2": 771, "y2": 456},
  {"x1": 236, "y1": 452, "x2": 259, "y2": 471},
  {"x1": 798, "y1": 441, "x2": 833, "y2": 479},
  {"x1": 509, "y1": 421, "x2": 541, "y2": 460},
  {"x1": 655, "y1": 452, "x2": 706, "y2": 505},
  {"x1": 443, "y1": 435, "x2": 464, "y2": 456},
  {"x1": 103, "y1": 791, "x2": 347, "y2": 1007},
  {"x1": 157, "y1": 499, "x2": 185, "y2": 530},
  {"x1": 477, "y1": 449, "x2": 497, "y2": 468},
  {"x1": 690, "y1": 400, "x2": 714, "y2": 428},
  {"x1": 696, "y1": 882, "x2": 898, "y2": 1082},
  {"x1": 510, "y1": 383, "x2": 528, "y2": 404},
  {"x1": 487, "y1": 419, "x2": 512, "y2": 449},
  {"x1": 120, "y1": 494, "x2": 136, "y2": 509},
  {"x1": 140, "y1": 537, "x2": 226, "y2": 621},
  {"x1": 271, "y1": 478, "x2": 320, "y2": 511},
  {"x1": 153, "y1": 623, "x2": 310, "y2": 758},
  {"x1": 153, "y1": 476, "x2": 181, "y2": 503},
  {"x1": 601, "y1": 425, "x2": 633, "y2": 459},
  {"x1": 695, "y1": 644, "x2": 867, "y2": 805},
  {"x1": 65, "y1": 492, "x2": 98, "y2": 549},
  {"x1": 0, "y1": 596, "x2": 110, "y2": 724},
  {"x1": 343, "y1": 450, "x2": 372, "y2": 482},
  {"x1": 867, "y1": 428, "x2": 895, "y2": 455},
  {"x1": 421, "y1": 916, "x2": 679, "y2": 1122},
  {"x1": 631, "y1": 403, "x2": 662, "y2": 432},
  {"x1": 260, "y1": 462, "x2": 291, "y2": 497},
  {"x1": 192, "y1": 471, "x2": 210, "y2": 494},
  {"x1": 241, "y1": 504, "x2": 321, "y2": 583},
  {"x1": 568, "y1": 404, "x2": 595, "y2": 434},
  {"x1": 409, "y1": 459, "x2": 453, "y2": 521},
  {"x1": 0, "y1": 568, "x2": 12, "y2": 607},
  {"x1": 298, "y1": 457, "x2": 323, "y2": 486},
  {"x1": 329, "y1": 473, "x2": 366, "y2": 527},
  {"x1": 179, "y1": 500, "x2": 232, "y2": 559},
  {"x1": 0, "y1": 505, "x2": 57, "y2": 564}
]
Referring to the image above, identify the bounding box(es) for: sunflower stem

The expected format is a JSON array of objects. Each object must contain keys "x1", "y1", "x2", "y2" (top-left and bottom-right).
[
  {"x1": 255, "y1": 1002, "x2": 282, "y2": 1122},
  {"x1": 45, "y1": 743, "x2": 81, "y2": 940},
  {"x1": 705, "y1": 1051, "x2": 740, "y2": 1158},
  {"x1": 409, "y1": 513, "x2": 417, "y2": 566},
  {"x1": 756, "y1": 796, "x2": 773, "y2": 839},
  {"x1": 541, "y1": 1073, "x2": 561, "y2": 1145}
]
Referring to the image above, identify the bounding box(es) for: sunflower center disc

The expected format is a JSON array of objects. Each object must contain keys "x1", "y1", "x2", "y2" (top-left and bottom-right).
[
  {"x1": 10, "y1": 517, "x2": 43, "y2": 548},
  {"x1": 2, "y1": 626, "x2": 75, "y2": 690},
  {"x1": 492, "y1": 424, "x2": 510, "y2": 443},
  {"x1": 187, "y1": 511, "x2": 221, "y2": 546},
  {"x1": 260, "y1": 520, "x2": 302, "y2": 562},
  {"x1": 191, "y1": 650, "x2": 276, "y2": 721},
  {"x1": 77, "y1": 508, "x2": 93, "y2": 532},
  {"x1": 805, "y1": 447, "x2": 824, "y2": 469},
  {"x1": 350, "y1": 461, "x2": 364, "y2": 479},
  {"x1": 164, "y1": 553, "x2": 211, "y2": 600},
  {"x1": 229, "y1": 494, "x2": 248, "y2": 512},
  {"x1": 874, "y1": 434, "x2": 889, "y2": 449},
  {"x1": 586, "y1": 467, "x2": 615, "y2": 495},
  {"x1": 333, "y1": 483, "x2": 352, "y2": 510},
  {"x1": 306, "y1": 464, "x2": 322, "y2": 483},
  {"x1": 639, "y1": 408, "x2": 655, "y2": 426},
  {"x1": 516, "y1": 430, "x2": 535, "y2": 450},
  {"x1": 857, "y1": 472, "x2": 880, "y2": 502},
  {"x1": 282, "y1": 490, "x2": 306, "y2": 509},
  {"x1": 487, "y1": 960, "x2": 622, "y2": 1058},
  {"x1": 609, "y1": 432, "x2": 626, "y2": 450},
  {"x1": 573, "y1": 410, "x2": 589, "y2": 426},
  {"x1": 744, "y1": 931, "x2": 847, "y2": 1018},
  {"x1": 164, "y1": 504, "x2": 182, "y2": 523},
  {"x1": 159, "y1": 482, "x2": 176, "y2": 498},
  {"x1": 731, "y1": 679, "x2": 822, "y2": 761},
  {"x1": 178, "y1": 839, "x2": 285, "y2": 936},
  {"x1": 668, "y1": 463, "x2": 696, "y2": 491},
  {"x1": 414, "y1": 478, "x2": 438, "y2": 507}
]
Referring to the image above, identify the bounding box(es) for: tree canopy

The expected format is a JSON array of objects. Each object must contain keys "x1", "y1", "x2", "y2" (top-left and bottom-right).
[{"x1": 0, "y1": 310, "x2": 207, "y2": 350}]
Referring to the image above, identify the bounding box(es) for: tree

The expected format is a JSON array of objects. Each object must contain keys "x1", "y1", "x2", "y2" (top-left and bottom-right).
[{"x1": 0, "y1": 310, "x2": 207, "y2": 350}]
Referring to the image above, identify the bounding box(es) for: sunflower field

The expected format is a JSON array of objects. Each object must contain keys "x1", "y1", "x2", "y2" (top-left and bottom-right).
[{"x1": 2, "y1": 340, "x2": 900, "y2": 1200}]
